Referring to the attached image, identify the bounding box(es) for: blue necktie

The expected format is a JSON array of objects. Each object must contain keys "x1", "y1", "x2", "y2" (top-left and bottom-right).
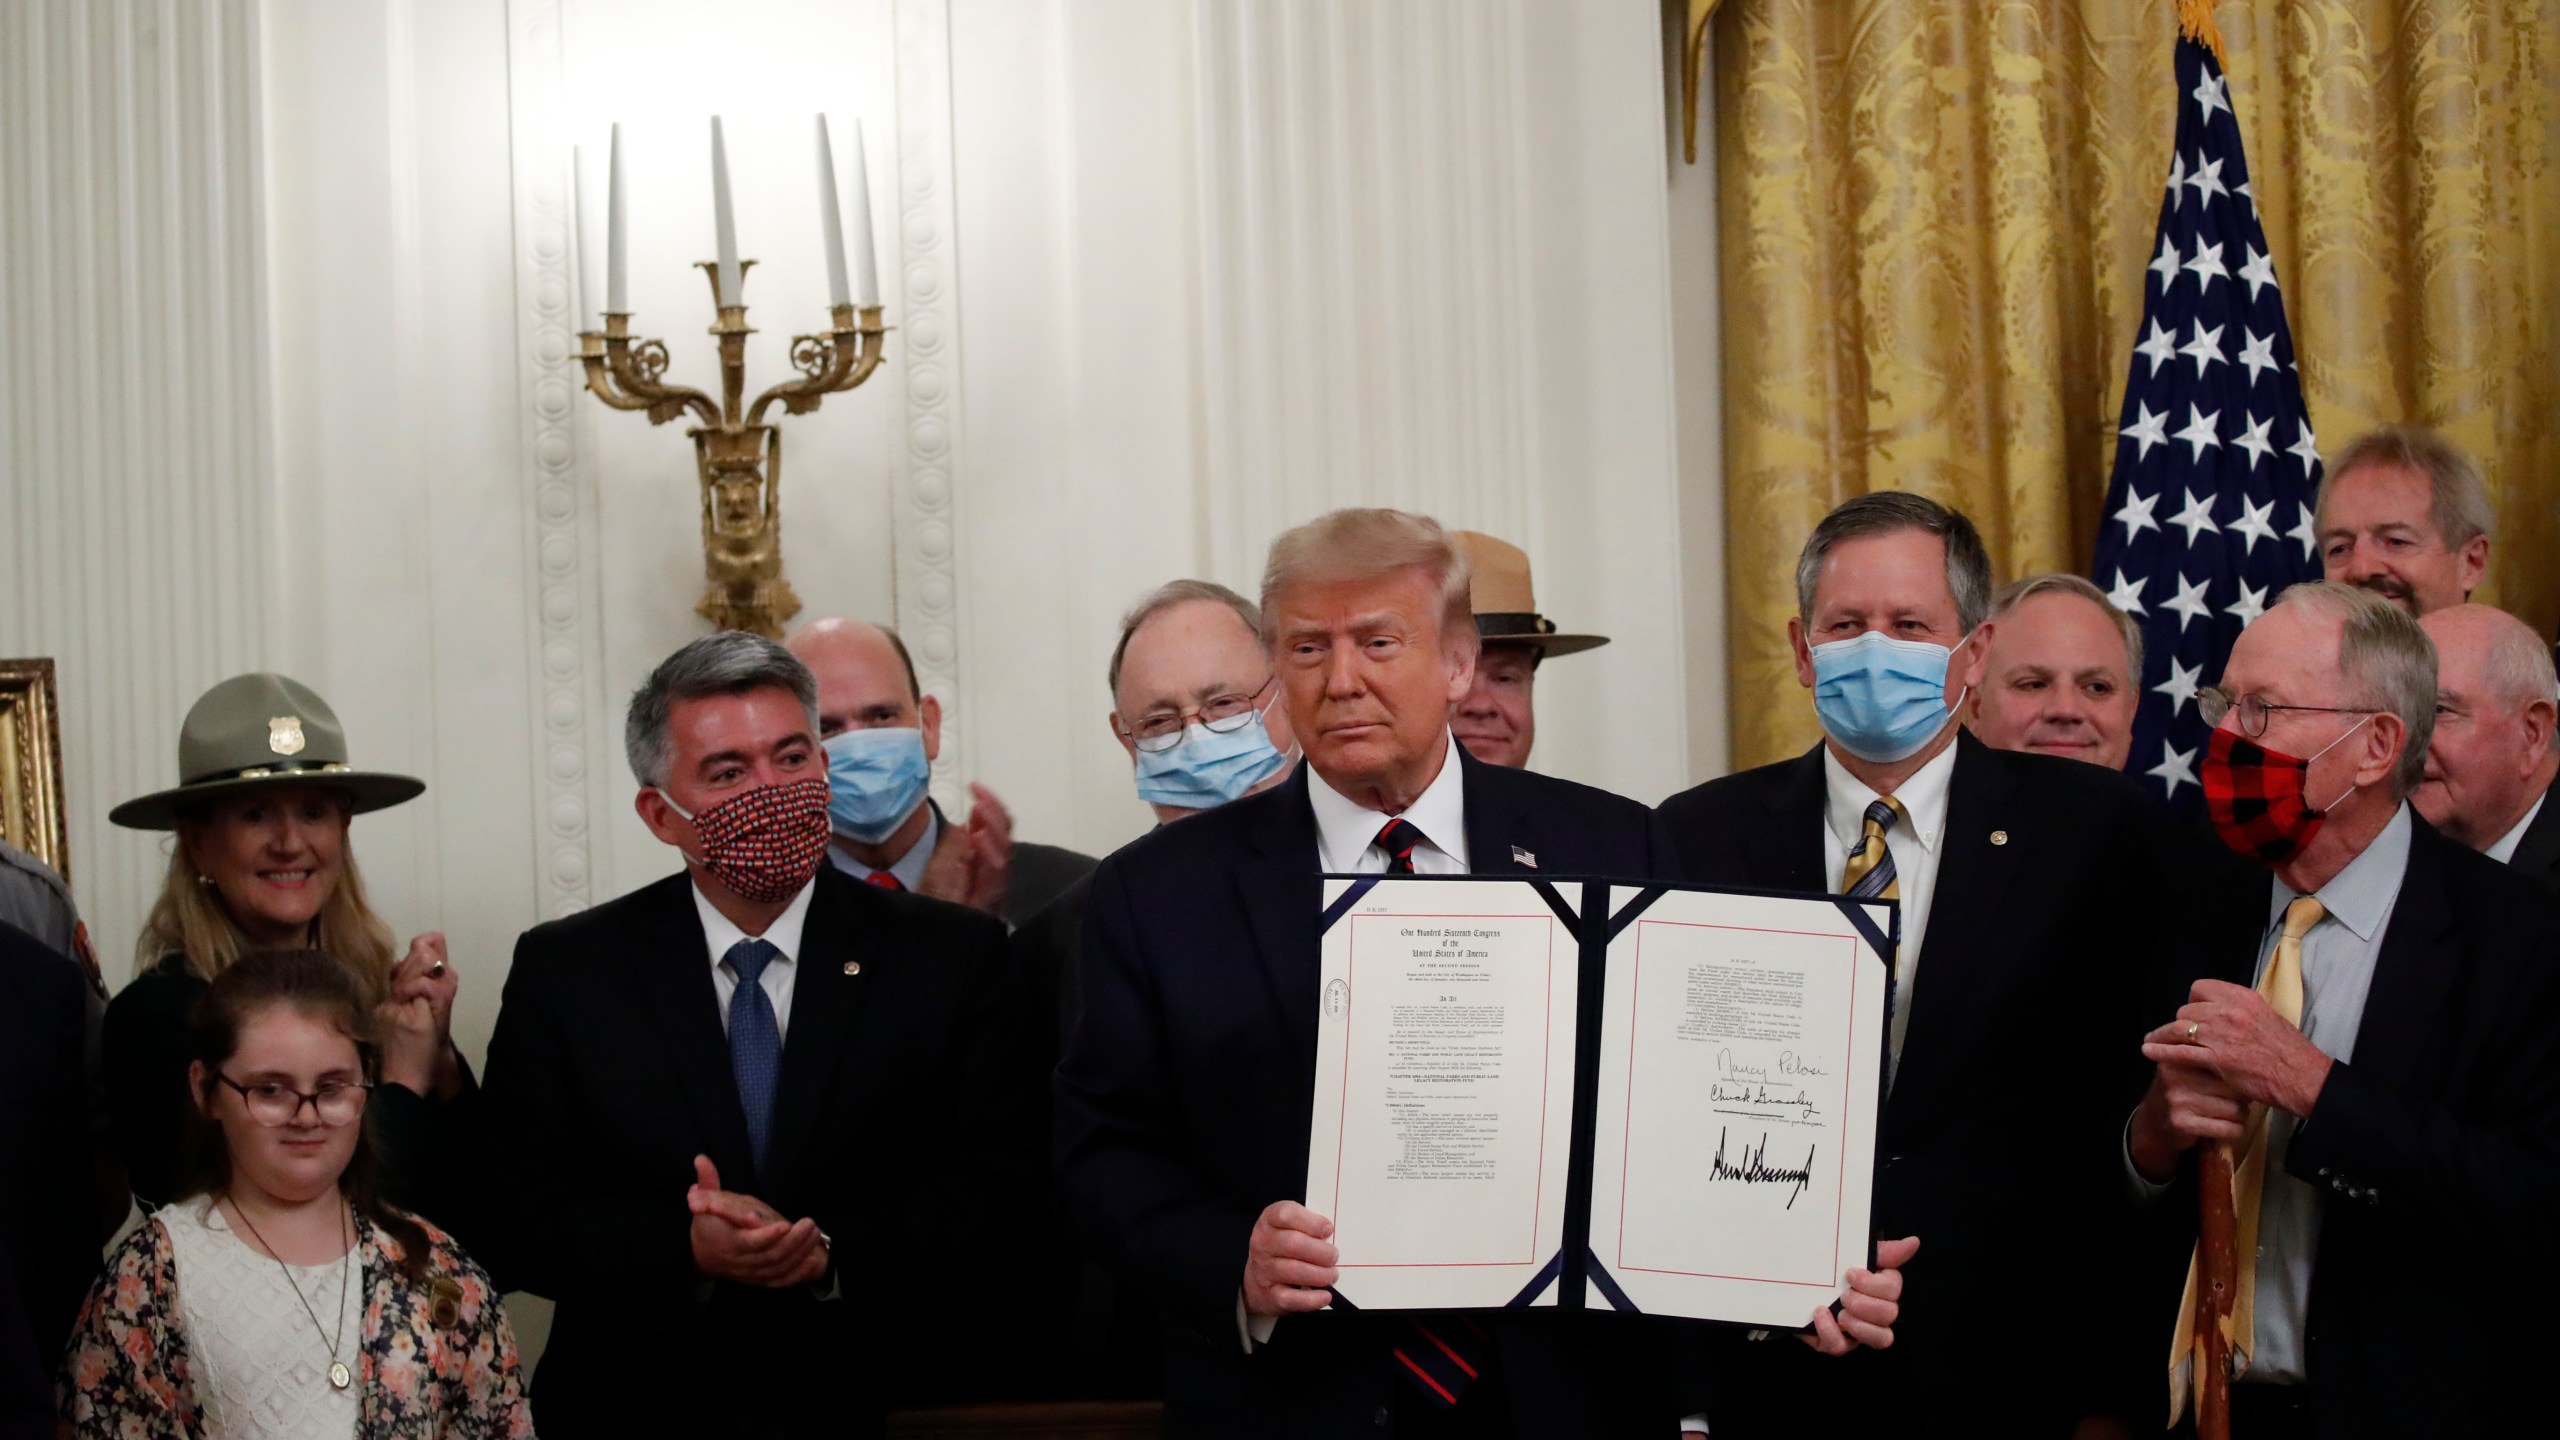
[{"x1": 724, "y1": 938, "x2": 783, "y2": 1174}]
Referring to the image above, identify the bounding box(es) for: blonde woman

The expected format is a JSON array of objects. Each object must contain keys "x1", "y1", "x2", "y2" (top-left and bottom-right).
[{"x1": 104, "y1": 674, "x2": 474, "y2": 1231}]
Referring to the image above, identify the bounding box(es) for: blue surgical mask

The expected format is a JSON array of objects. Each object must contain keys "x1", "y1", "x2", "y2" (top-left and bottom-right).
[
  {"x1": 822, "y1": 727, "x2": 932, "y2": 843},
  {"x1": 1810, "y1": 629, "x2": 1971, "y2": 764},
  {"x1": 1133, "y1": 698, "x2": 1295, "y2": 811}
]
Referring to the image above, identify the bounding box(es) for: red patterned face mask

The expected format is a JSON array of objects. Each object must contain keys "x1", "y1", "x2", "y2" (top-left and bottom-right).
[
  {"x1": 2200, "y1": 717, "x2": 2371, "y2": 866},
  {"x1": 659, "y1": 777, "x2": 832, "y2": 903}
]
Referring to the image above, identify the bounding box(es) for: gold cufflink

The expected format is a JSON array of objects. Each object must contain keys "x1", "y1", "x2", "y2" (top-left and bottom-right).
[
  {"x1": 842, "y1": 961, "x2": 862, "y2": 976},
  {"x1": 1989, "y1": 830, "x2": 2008, "y2": 846}
]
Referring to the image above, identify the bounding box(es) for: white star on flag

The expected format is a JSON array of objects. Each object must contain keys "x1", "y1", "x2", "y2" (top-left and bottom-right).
[
  {"x1": 2287, "y1": 502, "x2": 2320, "y2": 562},
  {"x1": 2151, "y1": 236, "x2": 2183, "y2": 291},
  {"x1": 2239, "y1": 245, "x2": 2278, "y2": 303},
  {"x1": 2184, "y1": 240, "x2": 2230, "y2": 289},
  {"x1": 2114, "y1": 487, "x2": 2161, "y2": 542},
  {"x1": 2287, "y1": 422, "x2": 2321, "y2": 476},
  {"x1": 2106, "y1": 568, "x2": 2151, "y2": 616},
  {"x1": 2135, "y1": 319, "x2": 2180, "y2": 377},
  {"x1": 2184, "y1": 153, "x2": 2228, "y2": 207},
  {"x1": 2175, "y1": 404, "x2": 2224, "y2": 462},
  {"x1": 2169, "y1": 488, "x2": 2223, "y2": 546},
  {"x1": 2226, "y1": 580, "x2": 2270, "y2": 627},
  {"x1": 2164, "y1": 573, "x2": 2214, "y2": 631},
  {"x1": 2193, "y1": 69, "x2": 2231, "y2": 123},
  {"x1": 2154, "y1": 657, "x2": 2203, "y2": 716},
  {"x1": 2236, "y1": 178, "x2": 2257, "y2": 216},
  {"x1": 2121, "y1": 402, "x2": 2171, "y2": 460},
  {"x1": 2180, "y1": 320, "x2": 2227, "y2": 377},
  {"x1": 2233, "y1": 413, "x2": 2276, "y2": 471},
  {"x1": 2166, "y1": 151, "x2": 2188, "y2": 209},
  {"x1": 2228, "y1": 494, "x2": 2278, "y2": 555},
  {"x1": 2238, "y1": 328, "x2": 2279, "y2": 387},
  {"x1": 2148, "y1": 741, "x2": 2200, "y2": 799}
]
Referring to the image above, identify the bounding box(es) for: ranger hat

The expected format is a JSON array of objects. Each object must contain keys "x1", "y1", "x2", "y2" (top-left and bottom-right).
[
  {"x1": 109, "y1": 673, "x2": 425, "y2": 830},
  {"x1": 1450, "y1": 531, "x2": 1611, "y2": 658}
]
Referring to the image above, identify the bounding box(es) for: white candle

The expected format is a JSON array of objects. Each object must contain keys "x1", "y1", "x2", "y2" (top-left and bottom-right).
[
  {"x1": 815, "y1": 116, "x2": 852, "y2": 309},
  {"x1": 606, "y1": 123, "x2": 628, "y2": 314},
  {"x1": 710, "y1": 116, "x2": 741, "y2": 307},
  {"x1": 847, "y1": 118, "x2": 879, "y2": 308},
  {"x1": 573, "y1": 145, "x2": 600, "y2": 331}
]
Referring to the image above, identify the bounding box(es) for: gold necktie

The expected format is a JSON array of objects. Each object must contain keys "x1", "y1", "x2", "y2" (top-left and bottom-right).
[
  {"x1": 1838, "y1": 796, "x2": 1905, "y2": 899},
  {"x1": 2166, "y1": 894, "x2": 2324, "y2": 1424}
]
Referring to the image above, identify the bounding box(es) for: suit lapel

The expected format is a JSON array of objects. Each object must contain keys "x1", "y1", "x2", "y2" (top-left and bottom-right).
[
  {"x1": 1241, "y1": 770, "x2": 1324, "y2": 1081},
  {"x1": 2342, "y1": 827, "x2": 2459, "y2": 1092},
  {"x1": 1885, "y1": 735, "x2": 2023, "y2": 1120},
  {"x1": 764, "y1": 874, "x2": 874, "y2": 1206},
  {"x1": 1764, "y1": 745, "x2": 1831, "y2": 893},
  {"x1": 1459, "y1": 746, "x2": 1538, "y2": 876},
  {"x1": 633, "y1": 878, "x2": 758, "y2": 1187},
  {"x1": 2508, "y1": 781, "x2": 2560, "y2": 882}
]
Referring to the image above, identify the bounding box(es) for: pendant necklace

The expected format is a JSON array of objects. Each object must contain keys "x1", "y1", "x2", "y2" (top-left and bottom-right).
[{"x1": 230, "y1": 1194, "x2": 356, "y2": 1391}]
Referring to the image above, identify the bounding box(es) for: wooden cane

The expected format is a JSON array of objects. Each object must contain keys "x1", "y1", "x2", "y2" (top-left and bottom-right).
[{"x1": 2195, "y1": 1139, "x2": 2239, "y2": 1440}]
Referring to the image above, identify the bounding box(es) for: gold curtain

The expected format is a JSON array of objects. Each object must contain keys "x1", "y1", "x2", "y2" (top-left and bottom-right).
[{"x1": 1714, "y1": 0, "x2": 2560, "y2": 771}]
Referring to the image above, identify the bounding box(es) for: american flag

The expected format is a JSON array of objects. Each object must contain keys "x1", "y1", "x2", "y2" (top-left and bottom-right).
[{"x1": 2092, "y1": 23, "x2": 2323, "y2": 812}]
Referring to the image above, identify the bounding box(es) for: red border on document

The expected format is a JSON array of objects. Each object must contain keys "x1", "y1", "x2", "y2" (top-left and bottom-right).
[
  {"x1": 1330, "y1": 912, "x2": 1559, "y2": 1270},
  {"x1": 1613, "y1": 919, "x2": 1860, "y2": 1288}
]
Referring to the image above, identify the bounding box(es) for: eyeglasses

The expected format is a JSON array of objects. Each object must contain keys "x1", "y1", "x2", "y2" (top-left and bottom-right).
[
  {"x1": 1119, "y1": 675, "x2": 1277, "y2": 754},
  {"x1": 2196, "y1": 687, "x2": 2379, "y2": 740},
  {"x1": 215, "y1": 1074, "x2": 371, "y2": 1128}
]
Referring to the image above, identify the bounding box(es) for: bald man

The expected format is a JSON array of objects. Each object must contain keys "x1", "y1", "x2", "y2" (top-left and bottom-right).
[
  {"x1": 788, "y1": 618, "x2": 1094, "y2": 923},
  {"x1": 2416, "y1": 605, "x2": 2560, "y2": 886}
]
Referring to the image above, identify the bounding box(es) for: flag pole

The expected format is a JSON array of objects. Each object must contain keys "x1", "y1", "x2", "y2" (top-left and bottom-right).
[{"x1": 2196, "y1": 1139, "x2": 2238, "y2": 1440}]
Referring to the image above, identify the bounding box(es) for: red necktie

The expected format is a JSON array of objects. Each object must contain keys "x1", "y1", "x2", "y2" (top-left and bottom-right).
[
  {"x1": 1372, "y1": 817, "x2": 1426, "y2": 874},
  {"x1": 866, "y1": 870, "x2": 905, "y2": 892}
]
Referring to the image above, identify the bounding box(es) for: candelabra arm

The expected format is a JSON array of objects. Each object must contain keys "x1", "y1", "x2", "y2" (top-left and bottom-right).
[
  {"x1": 747, "y1": 305, "x2": 891, "y2": 426},
  {"x1": 580, "y1": 317, "x2": 719, "y2": 427}
]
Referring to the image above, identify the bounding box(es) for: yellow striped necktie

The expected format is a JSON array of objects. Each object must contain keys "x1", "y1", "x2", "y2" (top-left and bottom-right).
[
  {"x1": 1839, "y1": 797, "x2": 1904, "y2": 900},
  {"x1": 2166, "y1": 894, "x2": 2324, "y2": 1423}
]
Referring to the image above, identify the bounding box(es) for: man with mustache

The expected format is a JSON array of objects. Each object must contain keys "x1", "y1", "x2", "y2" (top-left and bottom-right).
[{"x1": 2314, "y1": 426, "x2": 2491, "y2": 616}]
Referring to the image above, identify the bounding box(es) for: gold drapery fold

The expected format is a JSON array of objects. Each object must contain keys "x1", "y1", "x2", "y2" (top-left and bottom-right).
[{"x1": 1714, "y1": 0, "x2": 2560, "y2": 771}]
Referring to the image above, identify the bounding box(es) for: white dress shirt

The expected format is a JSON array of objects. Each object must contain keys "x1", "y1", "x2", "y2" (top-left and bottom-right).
[
  {"x1": 1819, "y1": 739, "x2": 1957, "y2": 1067},
  {"x1": 2487, "y1": 795, "x2": 2545, "y2": 866},
  {"x1": 693, "y1": 878, "x2": 816, "y2": 1041}
]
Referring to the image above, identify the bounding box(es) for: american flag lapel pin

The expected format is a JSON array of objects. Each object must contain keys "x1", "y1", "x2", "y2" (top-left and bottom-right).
[{"x1": 1512, "y1": 846, "x2": 1537, "y2": 869}]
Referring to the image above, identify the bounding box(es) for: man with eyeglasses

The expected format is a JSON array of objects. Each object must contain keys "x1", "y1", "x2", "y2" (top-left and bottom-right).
[
  {"x1": 1009, "y1": 578, "x2": 1298, "y2": 1404},
  {"x1": 2124, "y1": 581, "x2": 2560, "y2": 1438}
]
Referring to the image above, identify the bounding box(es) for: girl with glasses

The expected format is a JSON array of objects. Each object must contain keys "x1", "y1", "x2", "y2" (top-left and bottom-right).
[{"x1": 61, "y1": 949, "x2": 529, "y2": 1439}]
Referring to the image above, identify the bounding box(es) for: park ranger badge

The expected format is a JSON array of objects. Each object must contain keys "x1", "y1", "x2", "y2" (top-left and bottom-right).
[{"x1": 268, "y1": 715, "x2": 307, "y2": 756}]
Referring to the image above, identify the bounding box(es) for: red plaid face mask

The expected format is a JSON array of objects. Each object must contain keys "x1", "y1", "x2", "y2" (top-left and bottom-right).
[
  {"x1": 2200, "y1": 716, "x2": 2372, "y2": 865},
  {"x1": 659, "y1": 777, "x2": 833, "y2": 903}
]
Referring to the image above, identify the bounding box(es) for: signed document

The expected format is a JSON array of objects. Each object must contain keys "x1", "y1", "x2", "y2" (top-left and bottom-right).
[
  {"x1": 1306, "y1": 876, "x2": 1889, "y2": 1326},
  {"x1": 1584, "y1": 886, "x2": 1888, "y2": 1327}
]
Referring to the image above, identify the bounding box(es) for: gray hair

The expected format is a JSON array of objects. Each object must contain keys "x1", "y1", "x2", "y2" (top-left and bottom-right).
[
  {"x1": 624, "y1": 630, "x2": 821, "y2": 788},
  {"x1": 1991, "y1": 572, "x2": 2145, "y2": 680},
  {"x1": 2319, "y1": 425, "x2": 2494, "y2": 547},
  {"x1": 1260, "y1": 507, "x2": 1475, "y2": 652},
  {"x1": 1796, "y1": 492, "x2": 1994, "y2": 634},
  {"x1": 2271, "y1": 581, "x2": 2438, "y2": 798},
  {"x1": 1109, "y1": 580, "x2": 1263, "y2": 698}
]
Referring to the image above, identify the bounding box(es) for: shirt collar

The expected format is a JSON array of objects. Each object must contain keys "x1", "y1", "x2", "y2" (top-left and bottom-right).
[
  {"x1": 1821, "y1": 737, "x2": 1958, "y2": 855},
  {"x1": 2268, "y1": 802, "x2": 2414, "y2": 943},
  {"x1": 1307, "y1": 733, "x2": 1472, "y2": 872},
  {"x1": 2488, "y1": 794, "x2": 2546, "y2": 866},
  {"x1": 829, "y1": 802, "x2": 941, "y2": 892},
  {"x1": 693, "y1": 874, "x2": 817, "y2": 970}
]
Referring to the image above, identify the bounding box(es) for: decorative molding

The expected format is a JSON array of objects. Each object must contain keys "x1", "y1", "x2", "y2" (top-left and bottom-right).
[
  {"x1": 1191, "y1": 0, "x2": 1538, "y2": 579},
  {"x1": 0, "y1": 0, "x2": 276, "y2": 957},
  {"x1": 891, "y1": 0, "x2": 968, "y2": 807},
  {"x1": 504, "y1": 0, "x2": 609, "y2": 918}
]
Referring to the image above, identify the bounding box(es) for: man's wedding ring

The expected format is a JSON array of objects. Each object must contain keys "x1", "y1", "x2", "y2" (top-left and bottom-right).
[
  {"x1": 428, "y1": 961, "x2": 447, "y2": 979},
  {"x1": 2185, "y1": 1021, "x2": 2202, "y2": 1043}
]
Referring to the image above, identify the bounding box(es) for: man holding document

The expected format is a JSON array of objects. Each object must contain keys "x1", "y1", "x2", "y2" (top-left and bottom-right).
[{"x1": 1057, "y1": 508, "x2": 1910, "y2": 1436}]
